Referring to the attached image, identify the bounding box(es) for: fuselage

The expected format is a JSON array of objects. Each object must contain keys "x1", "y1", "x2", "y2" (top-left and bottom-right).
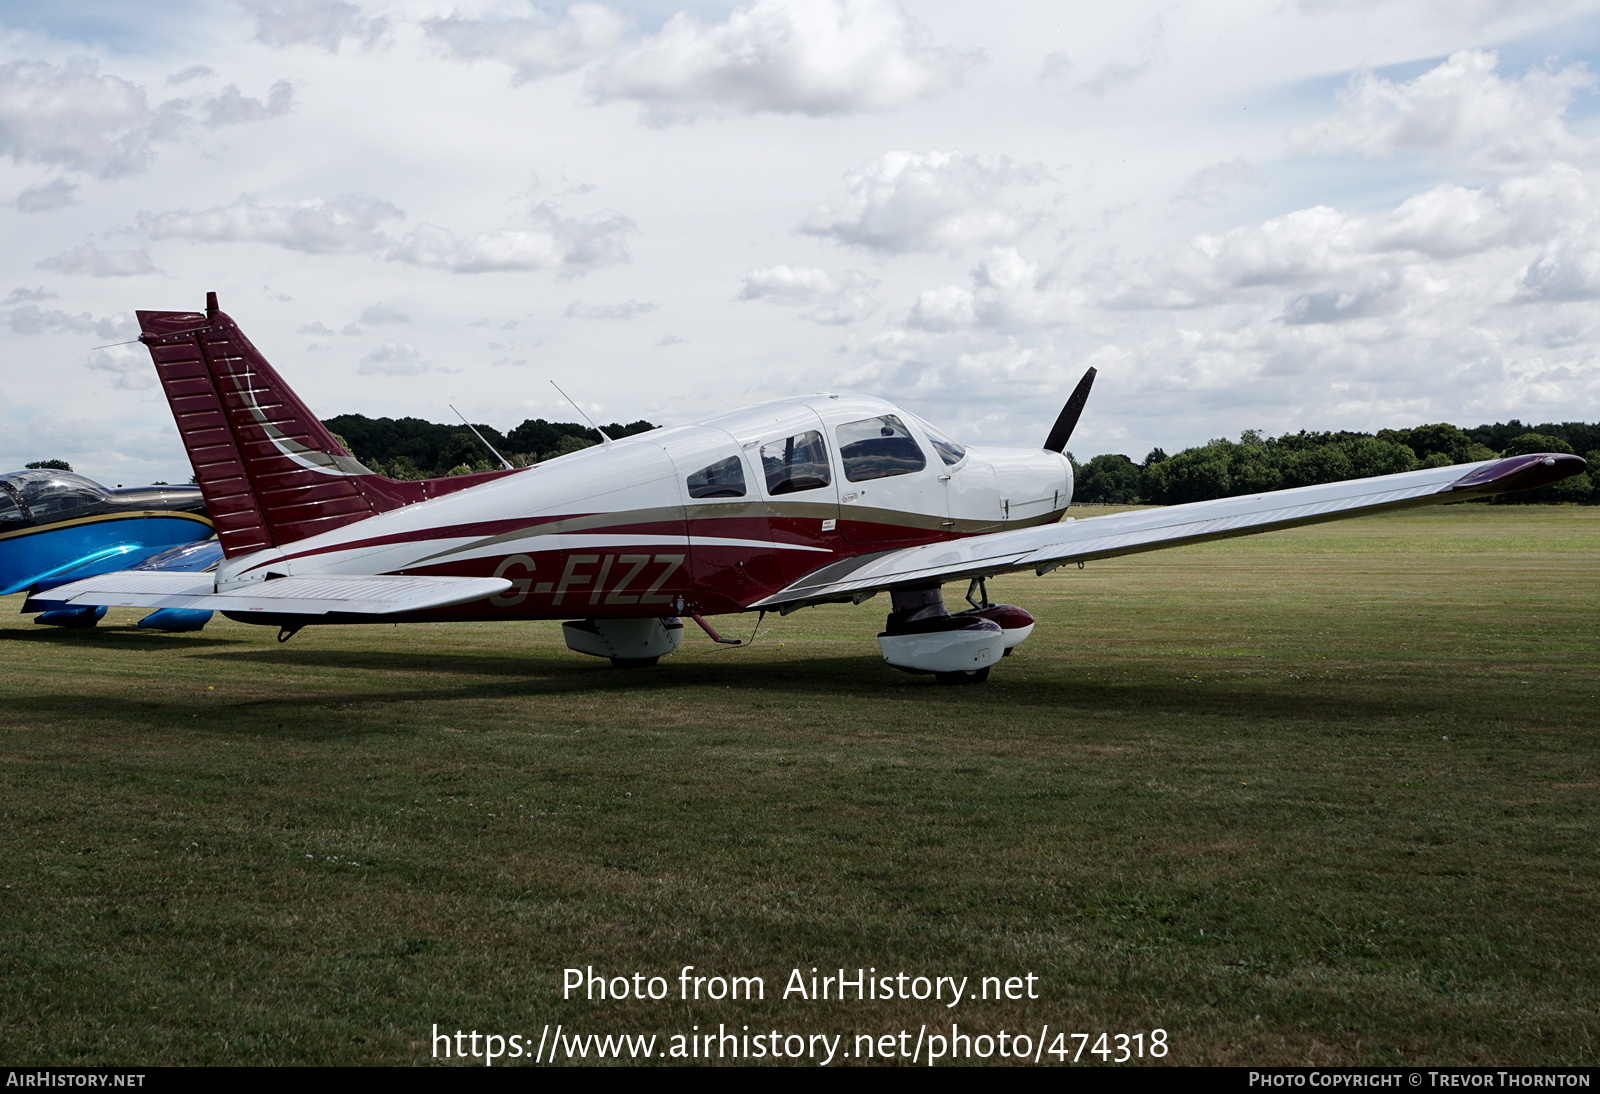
[
  {"x1": 0, "y1": 470, "x2": 211, "y2": 596},
  {"x1": 216, "y1": 395, "x2": 1073, "y2": 620}
]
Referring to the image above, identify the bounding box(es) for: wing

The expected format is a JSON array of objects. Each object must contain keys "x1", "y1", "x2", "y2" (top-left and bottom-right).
[
  {"x1": 48, "y1": 570, "x2": 511, "y2": 616},
  {"x1": 753, "y1": 453, "x2": 1587, "y2": 611}
]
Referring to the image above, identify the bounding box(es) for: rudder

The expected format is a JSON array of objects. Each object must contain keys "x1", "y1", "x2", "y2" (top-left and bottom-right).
[{"x1": 139, "y1": 293, "x2": 516, "y2": 558}]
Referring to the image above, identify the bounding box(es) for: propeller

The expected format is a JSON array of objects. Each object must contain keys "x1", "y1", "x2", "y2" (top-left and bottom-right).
[{"x1": 1042, "y1": 367, "x2": 1097, "y2": 453}]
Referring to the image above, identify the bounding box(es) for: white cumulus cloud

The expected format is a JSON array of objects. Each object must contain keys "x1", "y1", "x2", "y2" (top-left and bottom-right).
[
  {"x1": 1518, "y1": 221, "x2": 1600, "y2": 302},
  {"x1": 86, "y1": 345, "x2": 155, "y2": 389},
  {"x1": 736, "y1": 264, "x2": 877, "y2": 324},
  {"x1": 1289, "y1": 50, "x2": 1596, "y2": 168},
  {"x1": 0, "y1": 60, "x2": 302, "y2": 193},
  {"x1": 201, "y1": 80, "x2": 294, "y2": 127},
  {"x1": 37, "y1": 244, "x2": 160, "y2": 277},
  {"x1": 359, "y1": 303, "x2": 410, "y2": 324},
  {"x1": 565, "y1": 299, "x2": 658, "y2": 319},
  {"x1": 358, "y1": 341, "x2": 430, "y2": 375},
  {"x1": 426, "y1": 3, "x2": 629, "y2": 82},
  {"x1": 0, "y1": 60, "x2": 182, "y2": 180},
  {"x1": 587, "y1": 0, "x2": 974, "y2": 121},
  {"x1": 8, "y1": 306, "x2": 135, "y2": 340},
  {"x1": 1109, "y1": 165, "x2": 1591, "y2": 311},
  {"x1": 388, "y1": 204, "x2": 634, "y2": 273},
  {"x1": 138, "y1": 193, "x2": 404, "y2": 254},
  {"x1": 803, "y1": 150, "x2": 1046, "y2": 254},
  {"x1": 14, "y1": 178, "x2": 79, "y2": 213},
  {"x1": 907, "y1": 249, "x2": 1079, "y2": 332},
  {"x1": 237, "y1": 0, "x2": 387, "y2": 51}
]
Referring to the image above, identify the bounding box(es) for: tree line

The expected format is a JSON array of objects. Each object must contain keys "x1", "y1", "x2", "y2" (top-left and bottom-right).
[
  {"x1": 323, "y1": 413, "x2": 658, "y2": 479},
  {"x1": 20, "y1": 415, "x2": 1595, "y2": 504},
  {"x1": 1070, "y1": 420, "x2": 1600, "y2": 506}
]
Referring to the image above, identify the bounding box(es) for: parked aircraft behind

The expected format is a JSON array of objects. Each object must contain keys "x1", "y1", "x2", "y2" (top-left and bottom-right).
[
  {"x1": 52, "y1": 294, "x2": 1587, "y2": 682},
  {"x1": 1, "y1": 468, "x2": 218, "y2": 630}
]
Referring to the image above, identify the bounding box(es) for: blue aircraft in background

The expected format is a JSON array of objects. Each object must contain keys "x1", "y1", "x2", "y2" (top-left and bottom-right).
[{"x1": 0, "y1": 468, "x2": 221, "y2": 630}]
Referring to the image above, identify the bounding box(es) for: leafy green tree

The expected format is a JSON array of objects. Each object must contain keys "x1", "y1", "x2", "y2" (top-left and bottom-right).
[
  {"x1": 24, "y1": 459, "x2": 71, "y2": 471},
  {"x1": 1387, "y1": 423, "x2": 1477, "y2": 463},
  {"x1": 1281, "y1": 444, "x2": 1353, "y2": 488},
  {"x1": 1501, "y1": 433, "x2": 1575, "y2": 457},
  {"x1": 1144, "y1": 444, "x2": 1232, "y2": 503},
  {"x1": 1076, "y1": 454, "x2": 1143, "y2": 503},
  {"x1": 1344, "y1": 437, "x2": 1418, "y2": 478}
]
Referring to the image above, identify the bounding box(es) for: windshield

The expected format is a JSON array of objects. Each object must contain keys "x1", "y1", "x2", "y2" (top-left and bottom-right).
[{"x1": 905, "y1": 414, "x2": 967, "y2": 467}]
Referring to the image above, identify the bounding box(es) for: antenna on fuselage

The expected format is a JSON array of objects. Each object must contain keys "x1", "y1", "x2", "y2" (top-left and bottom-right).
[
  {"x1": 449, "y1": 404, "x2": 515, "y2": 471},
  {"x1": 549, "y1": 381, "x2": 613, "y2": 445}
]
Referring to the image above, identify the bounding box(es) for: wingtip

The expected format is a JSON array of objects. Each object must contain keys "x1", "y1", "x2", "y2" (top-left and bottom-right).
[{"x1": 1446, "y1": 452, "x2": 1586, "y2": 496}]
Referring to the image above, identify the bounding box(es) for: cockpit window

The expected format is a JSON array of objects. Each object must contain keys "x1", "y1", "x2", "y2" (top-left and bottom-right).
[
  {"x1": 760, "y1": 431, "x2": 831, "y2": 495},
  {"x1": 907, "y1": 414, "x2": 967, "y2": 467},
  {"x1": 21, "y1": 471, "x2": 108, "y2": 524},
  {"x1": 836, "y1": 415, "x2": 926, "y2": 482},
  {"x1": 687, "y1": 455, "x2": 746, "y2": 499},
  {"x1": 0, "y1": 471, "x2": 110, "y2": 528}
]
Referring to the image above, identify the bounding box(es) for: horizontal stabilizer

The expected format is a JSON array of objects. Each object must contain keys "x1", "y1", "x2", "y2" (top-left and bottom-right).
[
  {"x1": 754, "y1": 452, "x2": 1588, "y2": 611},
  {"x1": 50, "y1": 570, "x2": 511, "y2": 616}
]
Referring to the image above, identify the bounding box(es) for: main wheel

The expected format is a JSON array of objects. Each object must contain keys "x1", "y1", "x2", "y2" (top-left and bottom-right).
[
  {"x1": 934, "y1": 667, "x2": 990, "y2": 685},
  {"x1": 609, "y1": 656, "x2": 660, "y2": 669}
]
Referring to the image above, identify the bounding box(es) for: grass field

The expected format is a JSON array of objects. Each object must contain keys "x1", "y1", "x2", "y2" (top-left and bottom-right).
[{"x1": 1, "y1": 504, "x2": 1596, "y2": 1067}]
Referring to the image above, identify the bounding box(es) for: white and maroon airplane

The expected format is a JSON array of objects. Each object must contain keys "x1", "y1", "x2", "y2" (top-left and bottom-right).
[{"x1": 54, "y1": 293, "x2": 1585, "y2": 683}]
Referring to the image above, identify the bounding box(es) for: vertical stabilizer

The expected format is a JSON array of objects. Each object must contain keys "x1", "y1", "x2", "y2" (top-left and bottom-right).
[{"x1": 138, "y1": 294, "x2": 516, "y2": 557}]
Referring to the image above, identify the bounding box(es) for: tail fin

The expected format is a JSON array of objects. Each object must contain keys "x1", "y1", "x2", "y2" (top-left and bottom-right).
[{"x1": 138, "y1": 292, "x2": 512, "y2": 557}]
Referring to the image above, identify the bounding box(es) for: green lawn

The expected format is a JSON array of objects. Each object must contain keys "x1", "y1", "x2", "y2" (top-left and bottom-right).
[{"x1": 2, "y1": 504, "x2": 1596, "y2": 1066}]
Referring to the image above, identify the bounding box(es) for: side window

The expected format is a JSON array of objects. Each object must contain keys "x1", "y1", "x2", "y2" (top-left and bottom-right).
[
  {"x1": 686, "y1": 455, "x2": 746, "y2": 499},
  {"x1": 761, "y1": 431, "x2": 832, "y2": 495},
  {"x1": 836, "y1": 414, "x2": 926, "y2": 482}
]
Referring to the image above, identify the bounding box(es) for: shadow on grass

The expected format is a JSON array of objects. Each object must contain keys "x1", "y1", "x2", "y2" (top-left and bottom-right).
[
  {"x1": 0, "y1": 643, "x2": 1432, "y2": 741},
  {"x1": 0, "y1": 625, "x2": 246, "y2": 650}
]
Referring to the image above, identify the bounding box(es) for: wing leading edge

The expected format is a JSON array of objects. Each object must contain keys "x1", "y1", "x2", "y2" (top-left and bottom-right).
[{"x1": 753, "y1": 453, "x2": 1587, "y2": 612}]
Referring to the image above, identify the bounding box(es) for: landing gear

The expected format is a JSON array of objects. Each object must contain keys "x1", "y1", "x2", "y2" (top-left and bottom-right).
[
  {"x1": 875, "y1": 582, "x2": 1037, "y2": 683},
  {"x1": 877, "y1": 586, "x2": 1002, "y2": 681}
]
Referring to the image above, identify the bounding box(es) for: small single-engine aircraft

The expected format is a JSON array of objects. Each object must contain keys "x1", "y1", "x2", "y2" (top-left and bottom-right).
[
  {"x1": 51, "y1": 293, "x2": 1585, "y2": 682},
  {"x1": 1, "y1": 467, "x2": 219, "y2": 630}
]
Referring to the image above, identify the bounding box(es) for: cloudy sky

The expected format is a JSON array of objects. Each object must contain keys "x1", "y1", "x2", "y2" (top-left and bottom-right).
[{"x1": 5, "y1": 0, "x2": 1600, "y2": 484}]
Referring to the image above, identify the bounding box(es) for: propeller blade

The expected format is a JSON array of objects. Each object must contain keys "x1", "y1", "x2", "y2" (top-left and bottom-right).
[{"x1": 1043, "y1": 367, "x2": 1097, "y2": 453}]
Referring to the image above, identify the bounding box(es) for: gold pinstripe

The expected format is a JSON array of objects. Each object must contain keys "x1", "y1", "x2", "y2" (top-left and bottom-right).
[{"x1": 0, "y1": 510, "x2": 213, "y2": 543}]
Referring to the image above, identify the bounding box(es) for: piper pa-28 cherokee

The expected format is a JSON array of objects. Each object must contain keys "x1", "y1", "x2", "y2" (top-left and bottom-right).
[{"x1": 52, "y1": 294, "x2": 1586, "y2": 684}]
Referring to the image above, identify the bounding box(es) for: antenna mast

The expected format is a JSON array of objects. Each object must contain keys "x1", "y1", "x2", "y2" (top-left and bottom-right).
[
  {"x1": 449, "y1": 404, "x2": 515, "y2": 471},
  {"x1": 549, "y1": 381, "x2": 613, "y2": 444}
]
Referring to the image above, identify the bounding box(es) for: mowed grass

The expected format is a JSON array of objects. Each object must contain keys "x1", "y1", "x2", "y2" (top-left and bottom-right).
[{"x1": 1, "y1": 504, "x2": 1596, "y2": 1066}]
